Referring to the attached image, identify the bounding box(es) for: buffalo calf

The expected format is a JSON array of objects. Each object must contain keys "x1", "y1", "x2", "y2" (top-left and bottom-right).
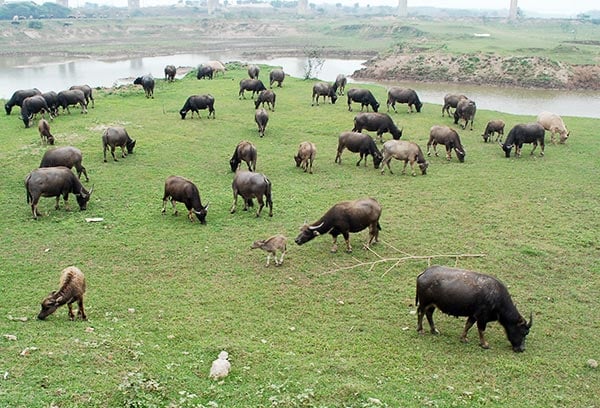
[{"x1": 38, "y1": 266, "x2": 86, "y2": 321}]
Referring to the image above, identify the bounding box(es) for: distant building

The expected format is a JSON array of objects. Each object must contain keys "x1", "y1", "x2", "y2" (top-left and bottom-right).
[
  {"x1": 128, "y1": 0, "x2": 140, "y2": 9},
  {"x1": 56, "y1": 0, "x2": 68, "y2": 7}
]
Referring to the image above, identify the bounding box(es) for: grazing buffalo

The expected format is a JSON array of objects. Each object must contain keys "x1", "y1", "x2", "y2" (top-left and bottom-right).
[
  {"x1": 180, "y1": 94, "x2": 216, "y2": 119},
  {"x1": 196, "y1": 65, "x2": 214, "y2": 80},
  {"x1": 380, "y1": 140, "x2": 428, "y2": 176},
  {"x1": 482, "y1": 119, "x2": 505, "y2": 143},
  {"x1": 38, "y1": 118, "x2": 55, "y2": 145},
  {"x1": 205, "y1": 60, "x2": 226, "y2": 76},
  {"x1": 5, "y1": 88, "x2": 41, "y2": 115},
  {"x1": 386, "y1": 87, "x2": 423, "y2": 113},
  {"x1": 69, "y1": 85, "x2": 94, "y2": 108},
  {"x1": 442, "y1": 93, "x2": 467, "y2": 117},
  {"x1": 311, "y1": 82, "x2": 338, "y2": 106},
  {"x1": 335, "y1": 74, "x2": 347, "y2": 95},
  {"x1": 537, "y1": 111, "x2": 569, "y2": 144},
  {"x1": 255, "y1": 108, "x2": 269, "y2": 137},
  {"x1": 501, "y1": 123, "x2": 545, "y2": 158},
  {"x1": 352, "y1": 112, "x2": 402, "y2": 142},
  {"x1": 269, "y1": 69, "x2": 285, "y2": 88},
  {"x1": 42, "y1": 91, "x2": 59, "y2": 116},
  {"x1": 294, "y1": 141, "x2": 317, "y2": 174},
  {"x1": 102, "y1": 126, "x2": 136, "y2": 162},
  {"x1": 38, "y1": 266, "x2": 87, "y2": 321},
  {"x1": 335, "y1": 131, "x2": 382, "y2": 168},
  {"x1": 454, "y1": 98, "x2": 476, "y2": 130},
  {"x1": 230, "y1": 171, "x2": 273, "y2": 217},
  {"x1": 164, "y1": 64, "x2": 177, "y2": 81},
  {"x1": 239, "y1": 79, "x2": 267, "y2": 99},
  {"x1": 133, "y1": 75, "x2": 155, "y2": 98},
  {"x1": 294, "y1": 197, "x2": 381, "y2": 253},
  {"x1": 162, "y1": 175, "x2": 209, "y2": 224},
  {"x1": 25, "y1": 166, "x2": 93, "y2": 219},
  {"x1": 21, "y1": 95, "x2": 51, "y2": 128},
  {"x1": 57, "y1": 89, "x2": 87, "y2": 114},
  {"x1": 428, "y1": 125, "x2": 466, "y2": 162},
  {"x1": 254, "y1": 90, "x2": 276, "y2": 111},
  {"x1": 230, "y1": 140, "x2": 257, "y2": 172},
  {"x1": 416, "y1": 265, "x2": 532, "y2": 352},
  {"x1": 247, "y1": 64, "x2": 260, "y2": 79},
  {"x1": 40, "y1": 146, "x2": 89, "y2": 182},
  {"x1": 347, "y1": 88, "x2": 379, "y2": 112}
]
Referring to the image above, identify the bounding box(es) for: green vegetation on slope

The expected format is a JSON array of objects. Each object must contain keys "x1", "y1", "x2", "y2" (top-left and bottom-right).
[{"x1": 0, "y1": 67, "x2": 599, "y2": 407}]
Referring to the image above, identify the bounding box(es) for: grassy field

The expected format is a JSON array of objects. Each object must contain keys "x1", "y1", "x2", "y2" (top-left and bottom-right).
[{"x1": 0, "y1": 66, "x2": 599, "y2": 407}]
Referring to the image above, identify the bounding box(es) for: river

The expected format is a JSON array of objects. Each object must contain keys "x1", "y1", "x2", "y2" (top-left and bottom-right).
[{"x1": 1, "y1": 53, "x2": 599, "y2": 118}]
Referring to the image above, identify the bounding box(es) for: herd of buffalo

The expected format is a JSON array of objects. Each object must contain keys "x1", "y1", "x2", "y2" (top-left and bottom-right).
[{"x1": 5, "y1": 60, "x2": 573, "y2": 352}]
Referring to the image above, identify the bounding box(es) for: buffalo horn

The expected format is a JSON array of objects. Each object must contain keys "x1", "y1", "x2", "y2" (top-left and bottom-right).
[
  {"x1": 88, "y1": 185, "x2": 94, "y2": 196},
  {"x1": 527, "y1": 312, "x2": 533, "y2": 328},
  {"x1": 309, "y1": 222, "x2": 324, "y2": 231}
]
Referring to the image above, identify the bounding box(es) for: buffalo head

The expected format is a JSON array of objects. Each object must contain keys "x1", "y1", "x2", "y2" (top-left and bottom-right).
[
  {"x1": 5, "y1": 104, "x2": 11, "y2": 115},
  {"x1": 75, "y1": 185, "x2": 93, "y2": 211},
  {"x1": 456, "y1": 149, "x2": 466, "y2": 163},
  {"x1": 126, "y1": 139, "x2": 136, "y2": 154},
  {"x1": 415, "y1": 102, "x2": 423, "y2": 113},
  {"x1": 500, "y1": 141, "x2": 512, "y2": 158},
  {"x1": 38, "y1": 292, "x2": 60, "y2": 320},
  {"x1": 330, "y1": 93, "x2": 338, "y2": 104},
  {"x1": 133, "y1": 77, "x2": 143, "y2": 86},
  {"x1": 192, "y1": 203, "x2": 209, "y2": 225},
  {"x1": 506, "y1": 313, "x2": 533, "y2": 352},
  {"x1": 294, "y1": 222, "x2": 322, "y2": 245},
  {"x1": 372, "y1": 151, "x2": 383, "y2": 169},
  {"x1": 418, "y1": 161, "x2": 429, "y2": 175}
]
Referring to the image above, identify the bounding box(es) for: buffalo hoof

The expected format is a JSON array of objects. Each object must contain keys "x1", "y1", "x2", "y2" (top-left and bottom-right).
[{"x1": 480, "y1": 342, "x2": 490, "y2": 349}]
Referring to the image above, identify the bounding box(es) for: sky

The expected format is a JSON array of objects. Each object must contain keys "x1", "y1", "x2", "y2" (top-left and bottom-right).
[{"x1": 67, "y1": 0, "x2": 596, "y2": 15}]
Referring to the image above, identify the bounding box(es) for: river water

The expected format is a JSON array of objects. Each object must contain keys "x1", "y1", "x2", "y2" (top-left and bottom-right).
[{"x1": 1, "y1": 53, "x2": 598, "y2": 118}]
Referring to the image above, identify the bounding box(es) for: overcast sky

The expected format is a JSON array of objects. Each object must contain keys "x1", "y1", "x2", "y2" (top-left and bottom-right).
[{"x1": 72, "y1": 0, "x2": 596, "y2": 15}]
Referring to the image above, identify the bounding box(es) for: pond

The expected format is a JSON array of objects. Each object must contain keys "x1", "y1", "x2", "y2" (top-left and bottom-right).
[{"x1": 1, "y1": 53, "x2": 598, "y2": 118}]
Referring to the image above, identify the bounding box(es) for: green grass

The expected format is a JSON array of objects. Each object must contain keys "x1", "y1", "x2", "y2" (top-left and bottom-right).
[{"x1": 0, "y1": 66, "x2": 599, "y2": 407}]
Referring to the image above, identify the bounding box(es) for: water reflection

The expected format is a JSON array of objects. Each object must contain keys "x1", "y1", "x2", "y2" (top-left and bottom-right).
[{"x1": 0, "y1": 53, "x2": 598, "y2": 118}]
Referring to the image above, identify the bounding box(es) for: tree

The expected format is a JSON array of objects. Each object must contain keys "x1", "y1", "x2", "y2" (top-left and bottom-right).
[{"x1": 303, "y1": 46, "x2": 325, "y2": 80}]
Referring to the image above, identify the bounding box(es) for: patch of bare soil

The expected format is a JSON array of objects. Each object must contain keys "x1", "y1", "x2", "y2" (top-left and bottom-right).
[{"x1": 352, "y1": 53, "x2": 600, "y2": 90}]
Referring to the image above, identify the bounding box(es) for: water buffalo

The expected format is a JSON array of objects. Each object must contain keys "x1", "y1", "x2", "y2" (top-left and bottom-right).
[
  {"x1": 239, "y1": 79, "x2": 267, "y2": 99},
  {"x1": 133, "y1": 75, "x2": 154, "y2": 98},
  {"x1": 537, "y1": 111, "x2": 569, "y2": 144},
  {"x1": 386, "y1": 87, "x2": 423, "y2": 113},
  {"x1": 416, "y1": 265, "x2": 532, "y2": 352},
  {"x1": 380, "y1": 140, "x2": 428, "y2": 176},
  {"x1": 57, "y1": 89, "x2": 87, "y2": 114},
  {"x1": 352, "y1": 112, "x2": 402, "y2": 142},
  {"x1": 25, "y1": 166, "x2": 93, "y2": 219},
  {"x1": 294, "y1": 197, "x2": 381, "y2": 253},
  {"x1": 230, "y1": 140, "x2": 257, "y2": 172},
  {"x1": 335, "y1": 74, "x2": 347, "y2": 95},
  {"x1": 248, "y1": 64, "x2": 260, "y2": 79},
  {"x1": 294, "y1": 141, "x2": 317, "y2": 174},
  {"x1": 269, "y1": 69, "x2": 285, "y2": 88},
  {"x1": 454, "y1": 98, "x2": 477, "y2": 130},
  {"x1": 69, "y1": 85, "x2": 94, "y2": 108},
  {"x1": 251, "y1": 234, "x2": 287, "y2": 267},
  {"x1": 482, "y1": 119, "x2": 505, "y2": 143},
  {"x1": 230, "y1": 171, "x2": 273, "y2": 217},
  {"x1": 20, "y1": 95, "x2": 51, "y2": 128},
  {"x1": 334, "y1": 131, "x2": 382, "y2": 168},
  {"x1": 442, "y1": 93, "x2": 467, "y2": 117},
  {"x1": 347, "y1": 88, "x2": 379, "y2": 112},
  {"x1": 38, "y1": 266, "x2": 86, "y2": 321},
  {"x1": 38, "y1": 118, "x2": 55, "y2": 145},
  {"x1": 164, "y1": 64, "x2": 177, "y2": 81},
  {"x1": 102, "y1": 126, "x2": 136, "y2": 162},
  {"x1": 427, "y1": 125, "x2": 466, "y2": 162},
  {"x1": 205, "y1": 60, "x2": 226, "y2": 76},
  {"x1": 42, "y1": 91, "x2": 59, "y2": 116},
  {"x1": 255, "y1": 108, "x2": 269, "y2": 137},
  {"x1": 196, "y1": 65, "x2": 214, "y2": 80},
  {"x1": 5, "y1": 88, "x2": 41, "y2": 115},
  {"x1": 311, "y1": 82, "x2": 338, "y2": 106},
  {"x1": 40, "y1": 146, "x2": 89, "y2": 182},
  {"x1": 254, "y1": 90, "x2": 276, "y2": 111},
  {"x1": 501, "y1": 123, "x2": 545, "y2": 158},
  {"x1": 180, "y1": 94, "x2": 215, "y2": 119},
  {"x1": 162, "y1": 175, "x2": 209, "y2": 224}
]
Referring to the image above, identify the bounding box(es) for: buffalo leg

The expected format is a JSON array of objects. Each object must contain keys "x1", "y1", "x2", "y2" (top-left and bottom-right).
[
  {"x1": 110, "y1": 146, "x2": 118, "y2": 161},
  {"x1": 402, "y1": 160, "x2": 409, "y2": 175},
  {"x1": 445, "y1": 147, "x2": 452, "y2": 161},
  {"x1": 419, "y1": 306, "x2": 439, "y2": 335},
  {"x1": 476, "y1": 320, "x2": 490, "y2": 349},
  {"x1": 55, "y1": 196, "x2": 61, "y2": 210},
  {"x1": 343, "y1": 232, "x2": 352, "y2": 253},
  {"x1": 368, "y1": 222, "x2": 379, "y2": 245},
  {"x1": 67, "y1": 301, "x2": 75, "y2": 320},
  {"x1": 255, "y1": 197, "x2": 264, "y2": 217},
  {"x1": 121, "y1": 146, "x2": 127, "y2": 158},
  {"x1": 530, "y1": 142, "x2": 537, "y2": 156},
  {"x1": 230, "y1": 192, "x2": 238, "y2": 214},
  {"x1": 461, "y1": 316, "x2": 477, "y2": 343},
  {"x1": 78, "y1": 298, "x2": 87, "y2": 320},
  {"x1": 276, "y1": 249, "x2": 285, "y2": 266},
  {"x1": 330, "y1": 235, "x2": 339, "y2": 253}
]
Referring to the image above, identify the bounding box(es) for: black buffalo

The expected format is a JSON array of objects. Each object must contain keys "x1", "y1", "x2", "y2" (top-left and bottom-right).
[
  {"x1": 102, "y1": 126, "x2": 136, "y2": 162},
  {"x1": 416, "y1": 265, "x2": 532, "y2": 352},
  {"x1": 164, "y1": 64, "x2": 177, "y2": 82},
  {"x1": 334, "y1": 74, "x2": 347, "y2": 95},
  {"x1": 269, "y1": 69, "x2": 285, "y2": 88},
  {"x1": 196, "y1": 65, "x2": 214, "y2": 80},
  {"x1": 69, "y1": 85, "x2": 94, "y2": 108},
  {"x1": 230, "y1": 140, "x2": 257, "y2": 172},
  {"x1": 294, "y1": 197, "x2": 381, "y2": 253},
  {"x1": 133, "y1": 75, "x2": 155, "y2": 98},
  {"x1": 454, "y1": 98, "x2": 477, "y2": 130},
  {"x1": 255, "y1": 108, "x2": 269, "y2": 137},
  {"x1": 20, "y1": 95, "x2": 51, "y2": 128},
  {"x1": 42, "y1": 91, "x2": 59, "y2": 116},
  {"x1": 386, "y1": 87, "x2": 422, "y2": 113},
  {"x1": 25, "y1": 166, "x2": 93, "y2": 220},
  {"x1": 162, "y1": 175, "x2": 209, "y2": 224},
  {"x1": 442, "y1": 93, "x2": 467, "y2": 117},
  {"x1": 352, "y1": 112, "x2": 402, "y2": 142},
  {"x1": 247, "y1": 64, "x2": 260, "y2": 79},
  {"x1": 254, "y1": 90, "x2": 276, "y2": 111},
  {"x1": 347, "y1": 88, "x2": 379, "y2": 112},
  {"x1": 501, "y1": 123, "x2": 545, "y2": 158},
  {"x1": 239, "y1": 79, "x2": 267, "y2": 99},
  {"x1": 230, "y1": 170, "x2": 273, "y2": 217},
  {"x1": 311, "y1": 82, "x2": 338, "y2": 106},
  {"x1": 5, "y1": 88, "x2": 41, "y2": 115},
  {"x1": 180, "y1": 94, "x2": 215, "y2": 119},
  {"x1": 427, "y1": 125, "x2": 466, "y2": 162},
  {"x1": 334, "y1": 131, "x2": 383, "y2": 168},
  {"x1": 40, "y1": 146, "x2": 89, "y2": 182},
  {"x1": 57, "y1": 90, "x2": 88, "y2": 114}
]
